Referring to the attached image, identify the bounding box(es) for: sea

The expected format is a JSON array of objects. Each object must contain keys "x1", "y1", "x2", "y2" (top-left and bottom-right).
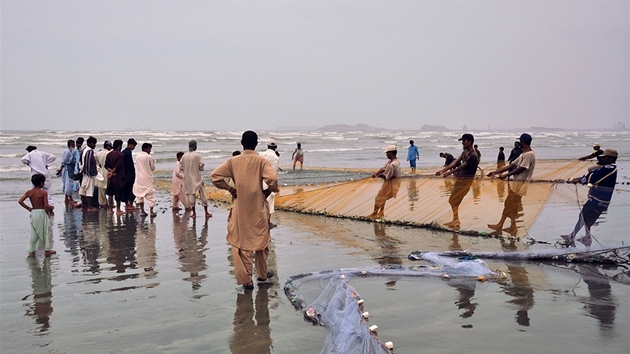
[
  {"x1": 1, "y1": 129, "x2": 629, "y2": 183},
  {"x1": 1, "y1": 129, "x2": 629, "y2": 354}
]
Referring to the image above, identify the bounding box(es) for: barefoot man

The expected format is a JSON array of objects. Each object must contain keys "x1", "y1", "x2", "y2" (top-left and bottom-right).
[
  {"x1": 435, "y1": 134, "x2": 479, "y2": 230},
  {"x1": 368, "y1": 145, "x2": 402, "y2": 219},
  {"x1": 181, "y1": 140, "x2": 212, "y2": 219},
  {"x1": 133, "y1": 143, "x2": 157, "y2": 217}
]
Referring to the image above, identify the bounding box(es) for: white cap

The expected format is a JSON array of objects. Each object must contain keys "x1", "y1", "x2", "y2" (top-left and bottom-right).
[{"x1": 268, "y1": 139, "x2": 277, "y2": 147}]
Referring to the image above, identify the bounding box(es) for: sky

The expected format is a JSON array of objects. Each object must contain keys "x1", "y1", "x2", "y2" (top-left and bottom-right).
[{"x1": 1, "y1": 1, "x2": 628, "y2": 131}]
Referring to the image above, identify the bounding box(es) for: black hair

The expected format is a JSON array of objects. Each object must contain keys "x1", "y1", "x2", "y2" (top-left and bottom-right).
[
  {"x1": 176, "y1": 151, "x2": 185, "y2": 159},
  {"x1": 31, "y1": 173, "x2": 46, "y2": 186},
  {"x1": 241, "y1": 131, "x2": 258, "y2": 149},
  {"x1": 142, "y1": 143, "x2": 152, "y2": 151},
  {"x1": 113, "y1": 139, "x2": 124, "y2": 149},
  {"x1": 76, "y1": 137, "x2": 85, "y2": 144},
  {"x1": 87, "y1": 136, "x2": 97, "y2": 145},
  {"x1": 67, "y1": 139, "x2": 75, "y2": 147},
  {"x1": 499, "y1": 147, "x2": 504, "y2": 151},
  {"x1": 26, "y1": 145, "x2": 37, "y2": 152},
  {"x1": 232, "y1": 150, "x2": 241, "y2": 157},
  {"x1": 127, "y1": 138, "x2": 137, "y2": 145}
]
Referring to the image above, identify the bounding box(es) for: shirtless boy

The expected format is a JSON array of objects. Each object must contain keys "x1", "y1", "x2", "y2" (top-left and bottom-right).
[{"x1": 18, "y1": 173, "x2": 56, "y2": 257}]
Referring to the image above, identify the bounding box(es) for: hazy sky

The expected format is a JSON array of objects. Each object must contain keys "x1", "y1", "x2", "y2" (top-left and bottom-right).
[{"x1": 2, "y1": 1, "x2": 628, "y2": 131}]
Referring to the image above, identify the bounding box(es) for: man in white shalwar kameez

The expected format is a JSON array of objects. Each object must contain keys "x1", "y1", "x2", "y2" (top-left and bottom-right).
[
  {"x1": 22, "y1": 146, "x2": 56, "y2": 211},
  {"x1": 180, "y1": 140, "x2": 212, "y2": 219},
  {"x1": 133, "y1": 143, "x2": 157, "y2": 217},
  {"x1": 211, "y1": 131, "x2": 279, "y2": 289},
  {"x1": 259, "y1": 139, "x2": 282, "y2": 228},
  {"x1": 94, "y1": 141, "x2": 112, "y2": 208}
]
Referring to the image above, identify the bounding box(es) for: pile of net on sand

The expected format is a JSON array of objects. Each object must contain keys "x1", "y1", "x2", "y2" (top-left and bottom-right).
[{"x1": 284, "y1": 253, "x2": 505, "y2": 354}]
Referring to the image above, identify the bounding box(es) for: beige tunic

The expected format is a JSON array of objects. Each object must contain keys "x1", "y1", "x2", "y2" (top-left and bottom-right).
[
  {"x1": 94, "y1": 149, "x2": 111, "y2": 189},
  {"x1": 180, "y1": 151, "x2": 205, "y2": 194},
  {"x1": 211, "y1": 150, "x2": 279, "y2": 251}
]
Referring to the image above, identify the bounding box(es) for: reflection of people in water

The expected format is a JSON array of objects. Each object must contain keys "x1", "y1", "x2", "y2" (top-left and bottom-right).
[
  {"x1": 499, "y1": 239, "x2": 534, "y2": 326},
  {"x1": 229, "y1": 287, "x2": 273, "y2": 353},
  {"x1": 173, "y1": 213, "x2": 208, "y2": 289},
  {"x1": 368, "y1": 145, "x2": 402, "y2": 219},
  {"x1": 435, "y1": 134, "x2": 479, "y2": 230},
  {"x1": 448, "y1": 279, "x2": 478, "y2": 319},
  {"x1": 106, "y1": 214, "x2": 138, "y2": 274},
  {"x1": 407, "y1": 179, "x2": 418, "y2": 211},
  {"x1": 576, "y1": 264, "x2": 616, "y2": 332},
  {"x1": 136, "y1": 218, "x2": 157, "y2": 278},
  {"x1": 372, "y1": 223, "x2": 402, "y2": 265},
  {"x1": 26, "y1": 257, "x2": 53, "y2": 332}
]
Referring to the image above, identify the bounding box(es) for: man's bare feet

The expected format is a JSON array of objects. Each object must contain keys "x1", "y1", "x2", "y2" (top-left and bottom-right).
[
  {"x1": 487, "y1": 223, "x2": 503, "y2": 231},
  {"x1": 205, "y1": 212, "x2": 212, "y2": 218},
  {"x1": 28, "y1": 252, "x2": 36, "y2": 258},
  {"x1": 44, "y1": 250, "x2": 56, "y2": 257},
  {"x1": 108, "y1": 209, "x2": 114, "y2": 215},
  {"x1": 116, "y1": 209, "x2": 125, "y2": 216},
  {"x1": 445, "y1": 220, "x2": 461, "y2": 230}
]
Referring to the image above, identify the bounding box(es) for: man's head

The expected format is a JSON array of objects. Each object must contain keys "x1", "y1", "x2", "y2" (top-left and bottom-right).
[
  {"x1": 188, "y1": 140, "x2": 197, "y2": 152},
  {"x1": 127, "y1": 138, "x2": 137, "y2": 150},
  {"x1": 76, "y1": 137, "x2": 84, "y2": 148},
  {"x1": 176, "y1": 151, "x2": 184, "y2": 161},
  {"x1": 600, "y1": 149, "x2": 618, "y2": 164},
  {"x1": 103, "y1": 140, "x2": 112, "y2": 150},
  {"x1": 142, "y1": 143, "x2": 152, "y2": 153},
  {"x1": 113, "y1": 139, "x2": 123, "y2": 151},
  {"x1": 409, "y1": 140, "x2": 414, "y2": 145},
  {"x1": 499, "y1": 147, "x2": 504, "y2": 151},
  {"x1": 31, "y1": 173, "x2": 46, "y2": 187},
  {"x1": 26, "y1": 145, "x2": 37, "y2": 152},
  {"x1": 518, "y1": 133, "x2": 532, "y2": 147},
  {"x1": 297, "y1": 143, "x2": 301, "y2": 148},
  {"x1": 86, "y1": 136, "x2": 97, "y2": 149},
  {"x1": 593, "y1": 143, "x2": 600, "y2": 150},
  {"x1": 458, "y1": 133, "x2": 474, "y2": 148},
  {"x1": 267, "y1": 139, "x2": 277, "y2": 151},
  {"x1": 514, "y1": 141, "x2": 521, "y2": 148},
  {"x1": 241, "y1": 131, "x2": 258, "y2": 150},
  {"x1": 384, "y1": 145, "x2": 397, "y2": 158},
  {"x1": 232, "y1": 150, "x2": 241, "y2": 157},
  {"x1": 439, "y1": 152, "x2": 445, "y2": 158},
  {"x1": 67, "y1": 140, "x2": 76, "y2": 149}
]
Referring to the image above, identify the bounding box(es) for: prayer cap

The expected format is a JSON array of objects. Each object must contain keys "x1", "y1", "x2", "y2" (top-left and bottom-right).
[
  {"x1": 267, "y1": 139, "x2": 277, "y2": 147},
  {"x1": 384, "y1": 145, "x2": 397, "y2": 153}
]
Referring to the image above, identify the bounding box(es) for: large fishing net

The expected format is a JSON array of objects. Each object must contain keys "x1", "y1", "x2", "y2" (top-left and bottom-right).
[{"x1": 284, "y1": 253, "x2": 505, "y2": 354}]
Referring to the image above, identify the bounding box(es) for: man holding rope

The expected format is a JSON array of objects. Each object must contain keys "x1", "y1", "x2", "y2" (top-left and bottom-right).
[{"x1": 561, "y1": 149, "x2": 618, "y2": 247}]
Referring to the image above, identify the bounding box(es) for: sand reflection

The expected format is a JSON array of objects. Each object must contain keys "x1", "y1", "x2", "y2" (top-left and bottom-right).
[{"x1": 229, "y1": 286, "x2": 273, "y2": 353}]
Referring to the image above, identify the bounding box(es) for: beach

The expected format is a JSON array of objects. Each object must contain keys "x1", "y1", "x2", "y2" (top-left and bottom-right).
[{"x1": 1, "y1": 129, "x2": 629, "y2": 353}]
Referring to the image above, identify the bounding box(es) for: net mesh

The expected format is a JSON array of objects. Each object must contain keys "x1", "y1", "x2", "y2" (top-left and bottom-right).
[{"x1": 284, "y1": 253, "x2": 503, "y2": 354}]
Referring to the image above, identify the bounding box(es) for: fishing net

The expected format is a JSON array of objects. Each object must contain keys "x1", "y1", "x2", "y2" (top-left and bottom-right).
[
  {"x1": 273, "y1": 160, "x2": 598, "y2": 238},
  {"x1": 284, "y1": 253, "x2": 504, "y2": 354}
]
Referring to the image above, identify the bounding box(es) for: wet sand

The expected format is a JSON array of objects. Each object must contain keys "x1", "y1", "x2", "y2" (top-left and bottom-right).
[{"x1": 1, "y1": 181, "x2": 629, "y2": 353}]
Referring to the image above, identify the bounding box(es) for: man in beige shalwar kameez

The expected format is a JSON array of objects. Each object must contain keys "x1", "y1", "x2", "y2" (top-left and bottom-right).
[
  {"x1": 211, "y1": 131, "x2": 279, "y2": 289},
  {"x1": 181, "y1": 140, "x2": 212, "y2": 218}
]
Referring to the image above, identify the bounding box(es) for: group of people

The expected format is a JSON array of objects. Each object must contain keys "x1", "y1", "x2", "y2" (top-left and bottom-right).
[
  {"x1": 374, "y1": 133, "x2": 618, "y2": 246},
  {"x1": 17, "y1": 130, "x2": 618, "y2": 291}
]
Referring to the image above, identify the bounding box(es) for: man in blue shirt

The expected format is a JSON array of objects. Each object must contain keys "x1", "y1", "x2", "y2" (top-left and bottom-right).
[
  {"x1": 407, "y1": 140, "x2": 419, "y2": 174},
  {"x1": 561, "y1": 149, "x2": 618, "y2": 247}
]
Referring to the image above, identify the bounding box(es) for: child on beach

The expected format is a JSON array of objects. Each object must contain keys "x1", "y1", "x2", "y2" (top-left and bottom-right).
[
  {"x1": 171, "y1": 152, "x2": 188, "y2": 211},
  {"x1": 18, "y1": 173, "x2": 56, "y2": 257}
]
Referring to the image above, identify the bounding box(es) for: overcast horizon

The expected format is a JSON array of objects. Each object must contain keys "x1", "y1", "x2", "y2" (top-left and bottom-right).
[{"x1": 2, "y1": 1, "x2": 628, "y2": 132}]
